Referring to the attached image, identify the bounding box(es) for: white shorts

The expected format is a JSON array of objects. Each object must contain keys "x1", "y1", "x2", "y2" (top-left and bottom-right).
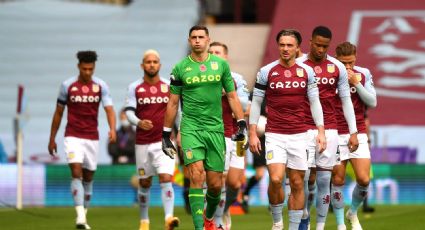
[
  {"x1": 64, "y1": 137, "x2": 99, "y2": 171},
  {"x1": 224, "y1": 137, "x2": 245, "y2": 171},
  {"x1": 306, "y1": 129, "x2": 338, "y2": 170},
  {"x1": 337, "y1": 133, "x2": 370, "y2": 163},
  {"x1": 136, "y1": 142, "x2": 176, "y2": 179},
  {"x1": 265, "y1": 132, "x2": 308, "y2": 171}
]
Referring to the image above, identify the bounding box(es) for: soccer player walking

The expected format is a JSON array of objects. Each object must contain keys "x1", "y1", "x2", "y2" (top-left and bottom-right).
[
  {"x1": 297, "y1": 26, "x2": 359, "y2": 230},
  {"x1": 161, "y1": 25, "x2": 246, "y2": 230},
  {"x1": 208, "y1": 41, "x2": 250, "y2": 229},
  {"x1": 249, "y1": 29, "x2": 326, "y2": 230},
  {"x1": 125, "y1": 50, "x2": 180, "y2": 230},
  {"x1": 48, "y1": 51, "x2": 116, "y2": 229},
  {"x1": 331, "y1": 42, "x2": 377, "y2": 230}
]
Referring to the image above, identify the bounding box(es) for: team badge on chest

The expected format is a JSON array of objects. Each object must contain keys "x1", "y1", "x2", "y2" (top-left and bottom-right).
[
  {"x1": 92, "y1": 84, "x2": 99, "y2": 93},
  {"x1": 327, "y1": 64, "x2": 335, "y2": 73},
  {"x1": 355, "y1": 73, "x2": 362, "y2": 82},
  {"x1": 296, "y1": 68, "x2": 304, "y2": 77},
  {"x1": 160, "y1": 84, "x2": 168, "y2": 93},
  {"x1": 199, "y1": 64, "x2": 207, "y2": 72},
  {"x1": 211, "y1": 61, "x2": 218, "y2": 70}
]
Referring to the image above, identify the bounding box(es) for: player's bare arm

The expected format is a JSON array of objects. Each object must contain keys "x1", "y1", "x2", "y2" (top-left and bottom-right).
[
  {"x1": 48, "y1": 104, "x2": 65, "y2": 156},
  {"x1": 104, "y1": 105, "x2": 117, "y2": 143},
  {"x1": 137, "y1": 119, "x2": 154, "y2": 130}
]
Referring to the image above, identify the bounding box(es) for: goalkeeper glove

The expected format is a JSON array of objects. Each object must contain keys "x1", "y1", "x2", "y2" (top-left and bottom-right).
[
  {"x1": 232, "y1": 119, "x2": 247, "y2": 142},
  {"x1": 162, "y1": 130, "x2": 177, "y2": 159}
]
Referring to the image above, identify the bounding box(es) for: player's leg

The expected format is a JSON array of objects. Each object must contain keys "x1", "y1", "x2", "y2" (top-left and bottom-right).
[
  {"x1": 299, "y1": 129, "x2": 317, "y2": 230},
  {"x1": 346, "y1": 134, "x2": 371, "y2": 230},
  {"x1": 214, "y1": 137, "x2": 232, "y2": 228},
  {"x1": 203, "y1": 131, "x2": 226, "y2": 230},
  {"x1": 154, "y1": 141, "x2": 179, "y2": 230},
  {"x1": 286, "y1": 132, "x2": 308, "y2": 230},
  {"x1": 81, "y1": 139, "x2": 98, "y2": 218},
  {"x1": 331, "y1": 135, "x2": 350, "y2": 230},
  {"x1": 315, "y1": 130, "x2": 338, "y2": 230},
  {"x1": 135, "y1": 144, "x2": 154, "y2": 230},
  {"x1": 65, "y1": 137, "x2": 90, "y2": 229},
  {"x1": 265, "y1": 133, "x2": 288, "y2": 230}
]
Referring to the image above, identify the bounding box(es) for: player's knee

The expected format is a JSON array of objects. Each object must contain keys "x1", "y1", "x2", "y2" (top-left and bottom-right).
[
  {"x1": 139, "y1": 179, "x2": 152, "y2": 188},
  {"x1": 269, "y1": 175, "x2": 283, "y2": 188},
  {"x1": 289, "y1": 178, "x2": 304, "y2": 193},
  {"x1": 356, "y1": 176, "x2": 370, "y2": 187},
  {"x1": 332, "y1": 175, "x2": 345, "y2": 186}
]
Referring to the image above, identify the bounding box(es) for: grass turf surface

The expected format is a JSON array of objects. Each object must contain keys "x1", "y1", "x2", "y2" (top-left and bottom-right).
[{"x1": 1, "y1": 205, "x2": 424, "y2": 229}]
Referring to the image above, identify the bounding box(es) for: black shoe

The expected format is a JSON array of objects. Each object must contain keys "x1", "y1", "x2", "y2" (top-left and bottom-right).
[
  {"x1": 363, "y1": 206, "x2": 375, "y2": 213},
  {"x1": 76, "y1": 223, "x2": 91, "y2": 229},
  {"x1": 241, "y1": 195, "x2": 249, "y2": 213}
]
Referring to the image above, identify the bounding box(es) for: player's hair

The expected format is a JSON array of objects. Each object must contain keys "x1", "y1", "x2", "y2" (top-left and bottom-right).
[
  {"x1": 312, "y1": 26, "x2": 332, "y2": 39},
  {"x1": 335, "y1": 41, "x2": 357, "y2": 56},
  {"x1": 189, "y1": 25, "x2": 209, "y2": 36},
  {"x1": 142, "y1": 49, "x2": 160, "y2": 62},
  {"x1": 77, "y1": 50, "x2": 98, "y2": 63},
  {"x1": 209, "y1": 41, "x2": 228, "y2": 54},
  {"x1": 275, "y1": 29, "x2": 302, "y2": 45}
]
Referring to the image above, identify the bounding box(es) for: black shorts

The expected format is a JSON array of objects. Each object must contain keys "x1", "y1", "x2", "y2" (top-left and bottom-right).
[{"x1": 253, "y1": 134, "x2": 266, "y2": 167}]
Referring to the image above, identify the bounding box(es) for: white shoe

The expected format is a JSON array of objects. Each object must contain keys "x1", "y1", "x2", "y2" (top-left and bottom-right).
[
  {"x1": 346, "y1": 210, "x2": 362, "y2": 230},
  {"x1": 222, "y1": 210, "x2": 231, "y2": 230},
  {"x1": 337, "y1": 224, "x2": 347, "y2": 230},
  {"x1": 271, "y1": 220, "x2": 283, "y2": 230}
]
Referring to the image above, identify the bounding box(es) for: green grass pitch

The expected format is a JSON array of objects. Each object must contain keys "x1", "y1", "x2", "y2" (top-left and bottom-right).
[{"x1": 1, "y1": 205, "x2": 424, "y2": 229}]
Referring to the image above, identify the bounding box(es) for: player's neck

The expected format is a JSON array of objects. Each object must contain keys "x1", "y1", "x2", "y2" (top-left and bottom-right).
[
  {"x1": 78, "y1": 76, "x2": 92, "y2": 84},
  {"x1": 143, "y1": 75, "x2": 160, "y2": 85},
  {"x1": 308, "y1": 53, "x2": 326, "y2": 64},
  {"x1": 190, "y1": 52, "x2": 209, "y2": 62},
  {"x1": 279, "y1": 58, "x2": 295, "y2": 68}
]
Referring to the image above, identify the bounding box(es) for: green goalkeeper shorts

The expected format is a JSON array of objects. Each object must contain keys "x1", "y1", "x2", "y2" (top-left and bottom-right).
[{"x1": 181, "y1": 130, "x2": 225, "y2": 172}]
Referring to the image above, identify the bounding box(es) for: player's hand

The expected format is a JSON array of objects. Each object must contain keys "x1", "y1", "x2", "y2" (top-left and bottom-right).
[
  {"x1": 232, "y1": 120, "x2": 247, "y2": 142},
  {"x1": 48, "y1": 140, "x2": 57, "y2": 156},
  {"x1": 348, "y1": 132, "x2": 359, "y2": 152},
  {"x1": 162, "y1": 130, "x2": 177, "y2": 159},
  {"x1": 109, "y1": 129, "x2": 117, "y2": 143},
  {"x1": 347, "y1": 69, "x2": 359, "y2": 86},
  {"x1": 249, "y1": 133, "x2": 261, "y2": 155},
  {"x1": 138, "y1": 119, "x2": 154, "y2": 131},
  {"x1": 316, "y1": 131, "x2": 327, "y2": 153}
]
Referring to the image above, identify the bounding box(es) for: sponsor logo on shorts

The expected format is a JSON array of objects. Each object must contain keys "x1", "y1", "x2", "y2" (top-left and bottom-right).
[
  {"x1": 138, "y1": 168, "x2": 145, "y2": 176},
  {"x1": 68, "y1": 152, "x2": 75, "y2": 159},
  {"x1": 186, "y1": 148, "x2": 193, "y2": 160},
  {"x1": 266, "y1": 150, "x2": 273, "y2": 160}
]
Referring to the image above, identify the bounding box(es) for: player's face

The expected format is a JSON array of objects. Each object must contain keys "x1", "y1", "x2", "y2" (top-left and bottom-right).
[
  {"x1": 189, "y1": 29, "x2": 210, "y2": 54},
  {"x1": 208, "y1": 45, "x2": 228, "y2": 60},
  {"x1": 78, "y1": 62, "x2": 95, "y2": 82},
  {"x1": 310, "y1": 35, "x2": 331, "y2": 61},
  {"x1": 278, "y1": 35, "x2": 299, "y2": 63},
  {"x1": 337, "y1": 54, "x2": 356, "y2": 70},
  {"x1": 142, "y1": 54, "x2": 161, "y2": 78}
]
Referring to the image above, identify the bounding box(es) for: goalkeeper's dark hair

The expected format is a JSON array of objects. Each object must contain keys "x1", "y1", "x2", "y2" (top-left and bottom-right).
[
  {"x1": 77, "y1": 50, "x2": 98, "y2": 63},
  {"x1": 189, "y1": 25, "x2": 209, "y2": 36},
  {"x1": 275, "y1": 29, "x2": 302, "y2": 45},
  {"x1": 312, "y1": 26, "x2": 332, "y2": 39}
]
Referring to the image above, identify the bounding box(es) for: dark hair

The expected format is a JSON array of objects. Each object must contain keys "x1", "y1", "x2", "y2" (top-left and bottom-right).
[
  {"x1": 209, "y1": 41, "x2": 228, "y2": 54},
  {"x1": 77, "y1": 51, "x2": 98, "y2": 63},
  {"x1": 312, "y1": 26, "x2": 332, "y2": 39},
  {"x1": 275, "y1": 29, "x2": 302, "y2": 45},
  {"x1": 189, "y1": 25, "x2": 209, "y2": 36},
  {"x1": 335, "y1": 41, "x2": 357, "y2": 57}
]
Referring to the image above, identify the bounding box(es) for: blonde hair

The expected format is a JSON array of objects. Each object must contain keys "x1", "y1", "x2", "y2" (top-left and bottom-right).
[{"x1": 142, "y1": 49, "x2": 160, "y2": 62}]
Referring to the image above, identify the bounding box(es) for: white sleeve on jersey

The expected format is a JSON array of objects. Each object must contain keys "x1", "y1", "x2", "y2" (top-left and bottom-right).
[
  {"x1": 125, "y1": 81, "x2": 138, "y2": 110},
  {"x1": 95, "y1": 77, "x2": 113, "y2": 107},
  {"x1": 232, "y1": 72, "x2": 250, "y2": 111},
  {"x1": 57, "y1": 81, "x2": 68, "y2": 106},
  {"x1": 336, "y1": 61, "x2": 351, "y2": 98},
  {"x1": 250, "y1": 69, "x2": 268, "y2": 125},
  {"x1": 304, "y1": 65, "x2": 323, "y2": 126},
  {"x1": 354, "y1": 66, "x2": 377, "y2": 108},
  {"x1": 304, "y1": 65, "x2": 319, "y2": 99}
]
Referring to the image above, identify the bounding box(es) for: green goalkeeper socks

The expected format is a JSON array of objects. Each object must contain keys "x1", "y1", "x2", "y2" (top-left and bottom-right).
[
  {"x1": 189, "y1": 188, "x2": 204, "y2": 230},
  {"x1": 205, "y1": 190, "x2": 221, "y2": 219}
]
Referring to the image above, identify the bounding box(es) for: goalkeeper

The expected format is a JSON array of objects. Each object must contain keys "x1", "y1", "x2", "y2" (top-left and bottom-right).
[{"x1": 161, "y1": 25, "x2": 246, "y2": 230}]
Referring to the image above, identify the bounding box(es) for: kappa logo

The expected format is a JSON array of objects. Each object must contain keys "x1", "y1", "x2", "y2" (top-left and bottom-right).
[
  {"x1": 138, "y1": 87, "x2": 146, "y2": 92},
  {"x1": 195, "y1": 209, "x2": 203, "y2": 215},
  {"x1": 71, "y1": 86, "x2": 78, "y2": 92},
  {"x1": 271, "y1": 71, "x2": 279, "y2": 77},
  {"x1": 185, "y1": 67, "x2": 192, "y2": 72}
]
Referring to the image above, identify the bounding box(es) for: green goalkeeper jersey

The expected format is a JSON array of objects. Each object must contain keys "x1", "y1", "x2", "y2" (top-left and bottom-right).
[{"x1": 170, "y1": 54, "x2": 235, "y2": 132}]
